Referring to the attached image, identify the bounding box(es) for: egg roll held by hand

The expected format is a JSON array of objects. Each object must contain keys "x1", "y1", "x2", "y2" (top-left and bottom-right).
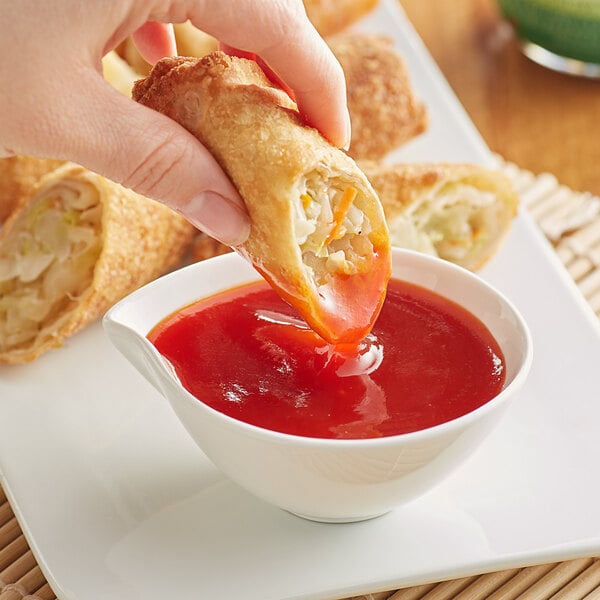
[
  {"x1": 0, "y1": 163, "x2": 194, "y2": 364},
  {"x1": 133, "y1": 53, "x2": 391, "y2": 344},
  {"x1": 361, "y1": 162, "x2": 519, "y2": 271}
]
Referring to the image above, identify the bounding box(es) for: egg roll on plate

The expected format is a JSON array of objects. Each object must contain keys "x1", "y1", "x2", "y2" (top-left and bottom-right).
[
  {"x1": 328, "y1": 34, "x2": 428, "y2": 161},
  {"x1": 361, "y1": 162, "x2": 519, "y2": 271},
  {"x1": 133, "y1": 53, "x2": 391, "y2": 344},
  {"x1": 0, "y1": 164, "x2": 194, "y2": 364},
  {"x1": 0, "y1": 155, "x2": 63, "y2": 225}
]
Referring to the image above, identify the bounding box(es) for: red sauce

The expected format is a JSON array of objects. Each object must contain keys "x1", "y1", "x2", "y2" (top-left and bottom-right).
[{"x1": 148, "y1": 279, "x2": 506, "y2": 439}]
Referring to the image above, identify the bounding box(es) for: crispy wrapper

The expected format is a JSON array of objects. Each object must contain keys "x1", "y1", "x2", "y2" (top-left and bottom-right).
[
  {"x1": 133, "y1": 53, "x2": 391, "y2": 344},
  {"x1": 328, "y1": 34, "x2": 427, "y2": 161},
  {"x1": 0, "y1": 156, "x2": 63, "y2": 224},
  {"x1": 0, "y1": 163, "x2": 195, "y2": 364},
  {"x1": 361, "y1": 161, "x2": 519, "y2": 271},
  {"x1": 303, "y1": 0, "x2": 380, "y2": 36}
]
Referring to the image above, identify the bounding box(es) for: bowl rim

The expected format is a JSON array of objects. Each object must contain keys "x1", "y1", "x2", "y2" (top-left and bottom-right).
[{"x1": 106, "y1": 248, "x2": 534, "y2": 449}]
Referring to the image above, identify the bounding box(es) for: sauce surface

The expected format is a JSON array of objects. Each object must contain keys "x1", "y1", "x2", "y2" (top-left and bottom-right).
[{"x1": 149, "y1": 279, "x2": 505, "y2": 439}]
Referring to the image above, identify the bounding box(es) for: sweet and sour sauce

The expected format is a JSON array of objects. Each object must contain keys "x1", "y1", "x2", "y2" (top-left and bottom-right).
[{"x1": 148, "y1": 279, "x2": 505, "y2": 439}]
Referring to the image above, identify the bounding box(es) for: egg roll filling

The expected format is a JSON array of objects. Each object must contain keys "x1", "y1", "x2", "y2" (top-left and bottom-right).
[
  {"x1": 0, "y1": 181, "x2": 101, "y2": 351},
  {"x1": 293, "y1": 174, "x2": 374, "y2": 287},
  {"x1": 388, "y1": 183, "x2": 496, "y2": 264}
]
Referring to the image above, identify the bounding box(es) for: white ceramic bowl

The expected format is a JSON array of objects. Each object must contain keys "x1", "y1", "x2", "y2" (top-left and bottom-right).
[{"x1": 103, "y1": 249, "x2": 532, "y2": 523}]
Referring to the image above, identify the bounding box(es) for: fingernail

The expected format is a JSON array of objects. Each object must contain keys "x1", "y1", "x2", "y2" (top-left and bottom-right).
[
  {"x1": 182, "y1": 191, "x2": 250, "y2": 246},
  {"x1": 342, "y1": 112, "x2": 352, "y2": 151}
]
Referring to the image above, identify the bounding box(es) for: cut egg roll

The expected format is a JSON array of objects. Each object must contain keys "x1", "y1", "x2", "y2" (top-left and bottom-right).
[
  {"x1": 328, "y1": 34, "x2": 428, "y2": 161},
  {"x1": 0, "y1": 155, "x2": 63, "y2": 225},
  {"x1": 0, "y1": 163, "x2": 195, "y2": 364},
  {"x1": 361, "y1": 161, "x2": 519, "y2": 271},
  {"x1": 133, "y1": 53, "x2": 391, "y2": 344},
  {"x1": 303, "y1": 0, "x2": 380, "y2": 36}
]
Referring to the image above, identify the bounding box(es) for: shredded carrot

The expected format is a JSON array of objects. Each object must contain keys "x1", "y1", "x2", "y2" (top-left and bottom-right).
[{"x1": 324, "y1": 187, "x2": 358, "y2": 245}]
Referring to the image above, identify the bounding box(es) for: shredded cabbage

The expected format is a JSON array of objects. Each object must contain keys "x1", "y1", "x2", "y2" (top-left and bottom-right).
[
  {"x1": 0, "y1": 180, "x2": 102, "y2": 353},
  {"x1": 293, "y1": 172, "x2": 373, "y2": 286},
  {"x1": 390, "y1": 183, "x2": 496, "y2": 264}
]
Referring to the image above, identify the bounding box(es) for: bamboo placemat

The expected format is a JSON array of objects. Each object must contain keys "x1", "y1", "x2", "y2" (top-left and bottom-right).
[{"x1": 2, "y1": 159, "x2": 600, "y2": 600}]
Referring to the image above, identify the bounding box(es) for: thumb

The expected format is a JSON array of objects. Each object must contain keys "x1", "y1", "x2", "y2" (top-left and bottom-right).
[{"x1": 52, "y1": 71, "x2": 250, "y2": 246}]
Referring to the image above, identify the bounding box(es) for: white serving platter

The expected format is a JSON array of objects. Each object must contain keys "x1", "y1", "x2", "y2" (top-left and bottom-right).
[{"x1": 2, "y1": 1, "x2": 600, "y2": 599}]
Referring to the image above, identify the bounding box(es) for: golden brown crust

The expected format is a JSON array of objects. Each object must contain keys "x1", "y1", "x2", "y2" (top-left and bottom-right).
[
  {"x1": 303, "y1": 0, "x2": 380, "y2": 36},
  {"x1": 133, "y1": 52, "x2": 391, "y2": 343},
  {"x1": 0, "y1": 164, "x2": 195, "y2": 364},
  {"x1": 0, "y1": 155, "x2": 63, "y2": 224},
  {"x1": 361, "y1": 161, "x2": 519, "y2": 271},
  {"x1": 328, "y1": 34, "x2": 427, "y2": 161},
  {"x1": 360, "y1": 161, "x2": 449, "y2": 216}
]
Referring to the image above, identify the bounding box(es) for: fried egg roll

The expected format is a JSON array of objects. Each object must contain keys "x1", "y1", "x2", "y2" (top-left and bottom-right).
[
  {"x1": 303, "y1": 0, "x2": 380, "y2": 36},
  {"x1": 0, "y1": 156, "x2": 63, "y2": 225},
  {"x1": 0, "y1": 163, "x2": 194, "y2": 363},
  {"x1": 328, "y1": 34, "x2": 428, "y2": 161},
  {"x1": 361, "y1": 162, "x2": 519, "y2": 271},
  {"x1": 133, "y1": 53, "x2": 391, "y2": 344}
]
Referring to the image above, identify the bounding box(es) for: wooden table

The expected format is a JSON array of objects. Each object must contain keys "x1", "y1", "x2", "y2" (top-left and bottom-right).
[{"x1": 400, "y1": 0, "x2": 600, "y2": 196}]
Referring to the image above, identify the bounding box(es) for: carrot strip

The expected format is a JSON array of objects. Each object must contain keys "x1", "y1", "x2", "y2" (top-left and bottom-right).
[{"x1": 324, "y1": 187, "x2": 358, "y2": 245}]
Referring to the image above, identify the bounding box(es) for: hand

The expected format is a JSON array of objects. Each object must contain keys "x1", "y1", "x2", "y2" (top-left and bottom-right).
[{"x1": 0, "y1": 1, "x2": 350, "y2": 245}]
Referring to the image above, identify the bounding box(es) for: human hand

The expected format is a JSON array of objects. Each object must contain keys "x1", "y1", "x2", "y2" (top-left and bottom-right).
[{"x1": 0, "y1": 1, "x2": 350, "y2": 245}]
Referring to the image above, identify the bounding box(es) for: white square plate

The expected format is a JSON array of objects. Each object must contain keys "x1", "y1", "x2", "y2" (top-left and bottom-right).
[{"x1": 2, "y1": 2, "x2": 600, "y2": 599}]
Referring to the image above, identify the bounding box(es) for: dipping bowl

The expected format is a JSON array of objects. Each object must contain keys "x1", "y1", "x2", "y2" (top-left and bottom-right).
[{"x1": 103, "y1": 249, "x2": 532, "y2": 523}]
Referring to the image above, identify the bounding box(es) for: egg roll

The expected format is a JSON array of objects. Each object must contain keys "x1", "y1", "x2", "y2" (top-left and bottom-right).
[
  {"x1": 303, "y1": 0, "x2": 380, "y2": 36},
  {"x1": 328, "y1": 34, "x2": 427, "y2": 161},
  {"x1": 133, "y1": 53, "x2": 391, "y2": 344},
  {"x1": 361, "y1": 162, "x2": 519, "y2": 271},
  {"x1": 0, "y1": 156, "x2": 64, "y2": 225},
  {"x1": 0, "y1": 163, "x2": 195, "y2": 364}
]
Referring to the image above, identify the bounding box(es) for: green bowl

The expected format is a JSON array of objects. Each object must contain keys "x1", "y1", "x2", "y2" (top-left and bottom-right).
[{"x1": 499, "y1": 0, "x2": 600, "y2": 66}]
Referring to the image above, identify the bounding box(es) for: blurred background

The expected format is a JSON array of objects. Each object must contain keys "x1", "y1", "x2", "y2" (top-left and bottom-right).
[{"x1": 401, "y1": 0, "x2": 600, "y2": 196}]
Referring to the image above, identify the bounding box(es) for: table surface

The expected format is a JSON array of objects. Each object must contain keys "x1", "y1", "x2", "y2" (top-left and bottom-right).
[{"x1": 400, "y1": 0, "x2": 600, "y2": 196}]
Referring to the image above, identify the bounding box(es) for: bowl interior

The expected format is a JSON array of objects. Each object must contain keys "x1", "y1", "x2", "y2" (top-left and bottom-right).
[
  {"x1": 391, "y1": 252, "x2": 530, "y2": 386},
  {"x1": 106, "y1": 248, "x2": 530, "y2": 391}
]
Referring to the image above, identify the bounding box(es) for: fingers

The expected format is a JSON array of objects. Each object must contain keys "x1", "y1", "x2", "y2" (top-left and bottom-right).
[
  {"x1": 132, "y1": 22, "x2": 177, "y2": 64},
  {"x1": 54, "y1": 73, "x2": 250, "y2": 246},
  {"x1": 218, "y1": 43, "x2": 297, "y2": 101},
  {"x1": 189, "y1": 0, "x2": 351, "y2": 149}
]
